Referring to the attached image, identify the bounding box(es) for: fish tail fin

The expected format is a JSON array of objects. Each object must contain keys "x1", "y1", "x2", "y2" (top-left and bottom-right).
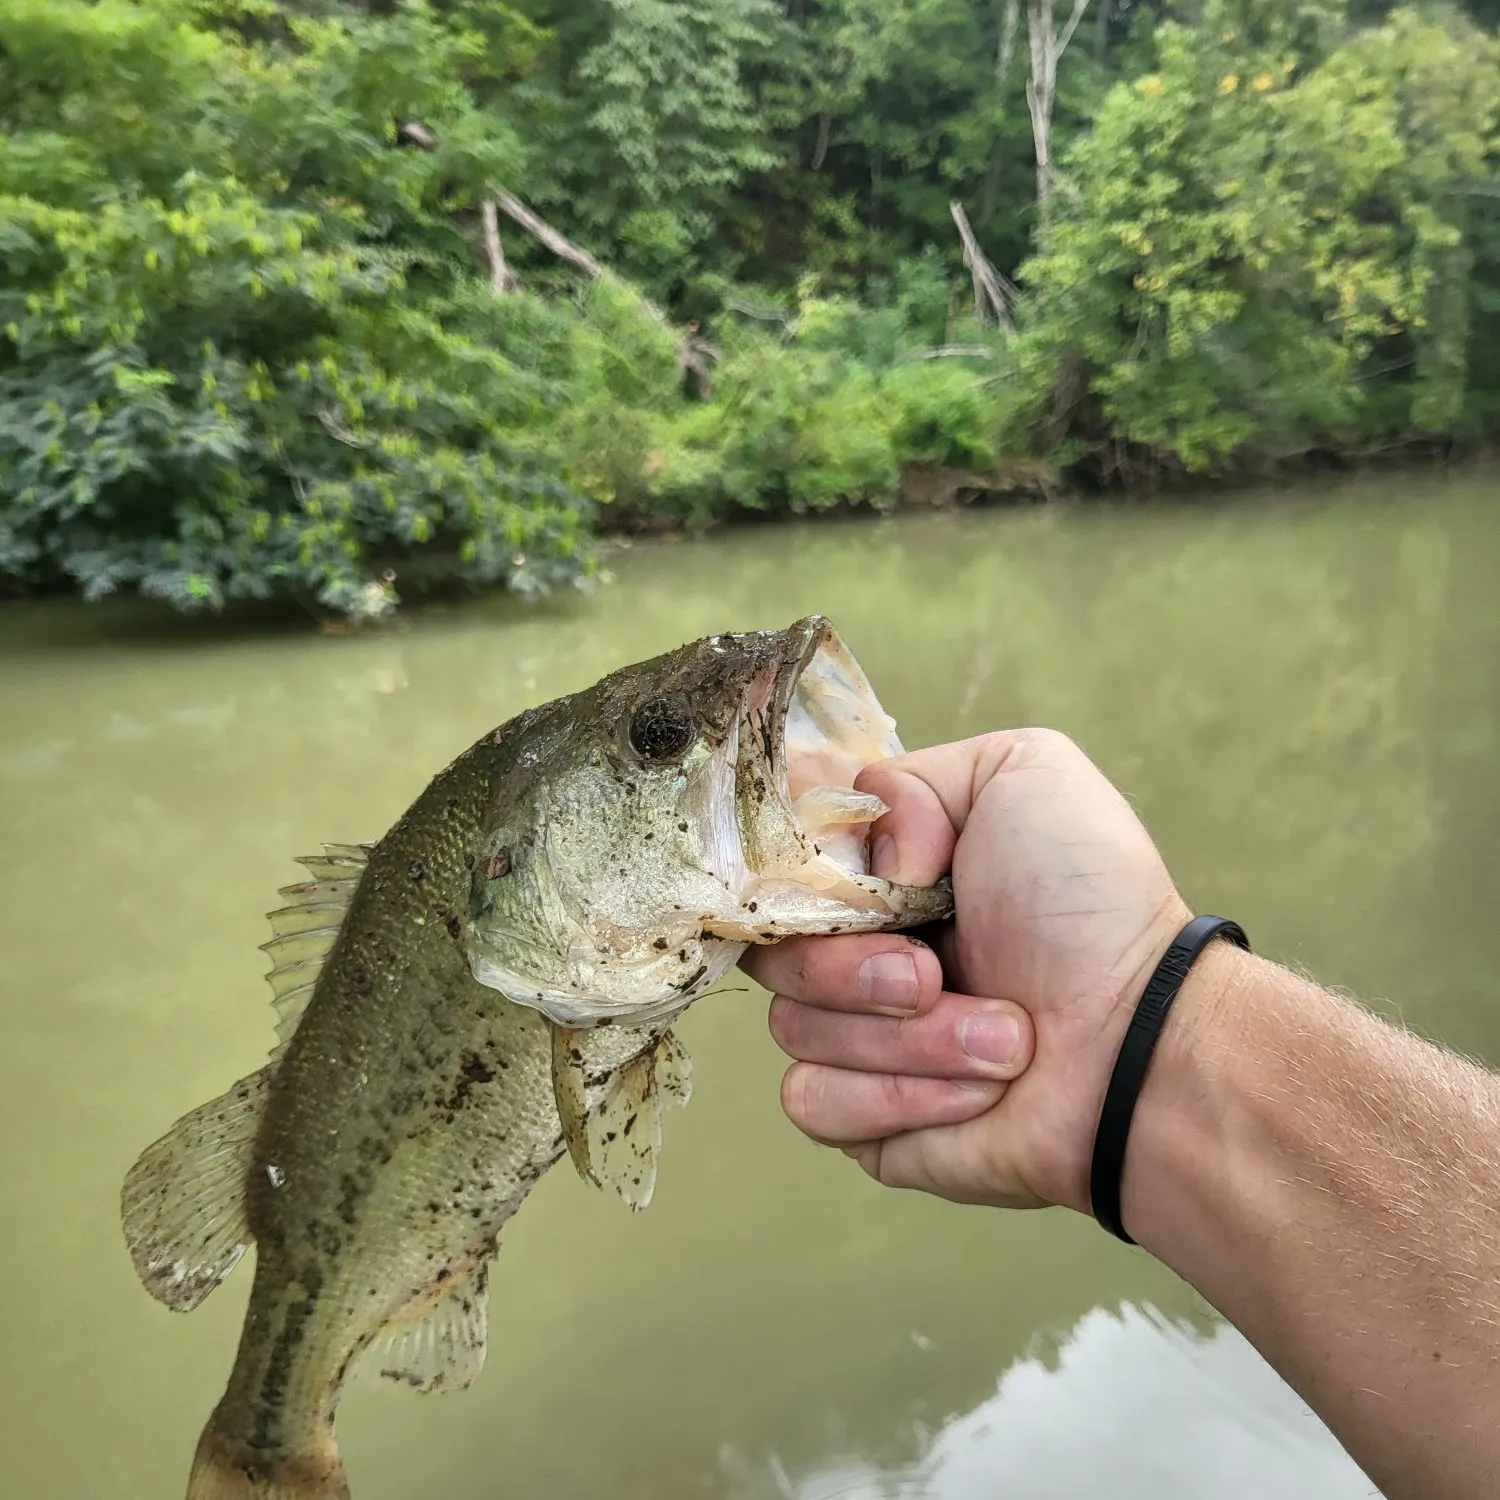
[{"x1": 186, "y1": 1413, "x2": 349, "y2": 1500}]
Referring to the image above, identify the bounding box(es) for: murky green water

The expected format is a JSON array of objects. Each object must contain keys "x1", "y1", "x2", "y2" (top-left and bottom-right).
[{"x1": 4, "y1": 469, "x2": 1497, "y2": 1499}]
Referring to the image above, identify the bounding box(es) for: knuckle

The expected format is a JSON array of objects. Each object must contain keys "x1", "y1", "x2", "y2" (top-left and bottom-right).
[
  {"x1": 1021, "y1": 725, "x2": 1072, "y2": 756},
  {"x1": 767, "y1": 994, "x2": 794, "y2": 1046},
  {"x1": 887, "y1": 1072, "x2": 923, "y2": 1112}
]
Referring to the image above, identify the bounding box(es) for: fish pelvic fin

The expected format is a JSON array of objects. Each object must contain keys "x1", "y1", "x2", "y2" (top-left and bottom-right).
[
  {"x1": 587, "y1": 1041, "x2": 667, "y2": 1211},
  {"x1": 591, "y1": 1028, "x2": 693, "y2": 1212},
  {"x1": 552, "y1": 1025, "x2": 693, "y2": 1210},
  {"x1": 361, "y1": 1256, "x2": 491, "y2": 1395},
  {"x1": 121, "y1": 1066, "x2": 272, "y2": 1311},
  {"x1": 550, "y1": 1023, "x2": 599, "y2": 1189},
  {"x1": 187, "y1": 1418, "x2": 348, "y2": 1500},
  {"x1": 655, "y1": 1026, "x2": 693, "y2": 1109}
]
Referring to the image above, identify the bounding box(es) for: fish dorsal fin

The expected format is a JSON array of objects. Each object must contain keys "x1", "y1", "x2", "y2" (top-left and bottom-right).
[
  {"x1": 364, "y1": 1258, "x2": 490, "y2": 1395},
  {"x1": 551, "y1": 1027, "x2": 694, "y2": 1212},
  {"x1": 261, "y1": 845, "x2": 369, "y2": 1052},
  {"x1": 120, "y1": 1066, "x2": 272, "y2": 1311}
]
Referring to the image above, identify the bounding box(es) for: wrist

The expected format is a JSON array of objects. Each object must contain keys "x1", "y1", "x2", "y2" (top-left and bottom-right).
[
  {"x1": 1117, "y1": 941, "x2": 1271, "y2": 1259},
  {"x1": 1088, "y1": 920, "x2": 1250, "y2": 1242}
]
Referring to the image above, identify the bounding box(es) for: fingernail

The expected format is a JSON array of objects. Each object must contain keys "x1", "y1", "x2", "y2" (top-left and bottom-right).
[
  {"x1": 871, "y1": 833, "x2": 897, "y2": 880},
  {"x1": 960, "y1": 1009, "x2": 1021, "y2": 1068},
  {"x1": 857, "y1": 951, "x2": 919, "y2": 1012}
]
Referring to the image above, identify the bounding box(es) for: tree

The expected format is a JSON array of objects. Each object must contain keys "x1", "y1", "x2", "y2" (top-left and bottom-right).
[
  {"x1": 1024, "y1": 0, "x2": 1093, "y2": 229},
  {"x1": 1014, "y1": 4, "x2": 1500, "y2": 471},
  {"x1": 3, "y1": 0, "x2": 1499, "y2": 619}
]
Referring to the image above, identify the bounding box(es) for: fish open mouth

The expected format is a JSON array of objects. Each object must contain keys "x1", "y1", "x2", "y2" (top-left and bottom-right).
[
  {"x1": 773, "y1": 616, "x2": 904, "y2": 879},
  {"x1": 713, "y1": 615, "x2": 935, "y2": 928}
]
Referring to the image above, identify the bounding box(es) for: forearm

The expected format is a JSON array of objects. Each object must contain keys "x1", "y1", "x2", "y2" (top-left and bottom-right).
[{"x1": 1128, "y1": 945, "x2": 1500, "y2": 1500}]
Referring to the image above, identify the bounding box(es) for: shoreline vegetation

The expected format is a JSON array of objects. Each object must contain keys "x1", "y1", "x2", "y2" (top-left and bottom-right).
[{"x1": 3, "y1": 0, "x2": 1498, "y2": 621}]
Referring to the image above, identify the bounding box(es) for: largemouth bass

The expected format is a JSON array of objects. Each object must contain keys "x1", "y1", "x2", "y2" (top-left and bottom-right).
[{"x1": 121, "y1": 616, "x2": 951, "y2": 1500}]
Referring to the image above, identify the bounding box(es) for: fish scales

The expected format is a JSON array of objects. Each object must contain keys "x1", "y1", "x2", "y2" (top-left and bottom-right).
[{"x1": 121, "y1": 616, "x2": 953, "y2": 1500}]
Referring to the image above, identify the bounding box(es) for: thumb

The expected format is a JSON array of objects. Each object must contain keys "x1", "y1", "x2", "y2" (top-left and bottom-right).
[
  {"x1": 853, "y1": 734, "x2": 1009, "y2": 885},
  {"x1": 857, "y1": 731, "x2": 1054, "y2": 886}
]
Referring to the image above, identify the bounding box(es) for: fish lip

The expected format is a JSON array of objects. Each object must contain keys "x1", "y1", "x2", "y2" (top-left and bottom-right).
[
  {"x1": 725, "y1": 615, "x2": 839, "y2": 855},
  {"x1": 766, "y1": 614, "x2": 837, "y2": 759}
]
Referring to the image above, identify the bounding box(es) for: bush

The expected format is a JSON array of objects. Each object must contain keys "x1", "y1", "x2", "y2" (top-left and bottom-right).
[
  {"x1": 641, "y1": 283, "x2": 1008, "y2": 522},
  {"x1": 0, "y1": 0, "x2": 593, "y2": 617}
]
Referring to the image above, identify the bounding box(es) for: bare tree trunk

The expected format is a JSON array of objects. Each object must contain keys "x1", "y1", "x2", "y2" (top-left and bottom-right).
[
  {"x1": 999, "y1": 0, "x2": 1020, "y2": 77},
  {"x1": 480, "y1": 200, "x2": 518, "y2": 294},
  {"x1": 1025, "y1": 0, "x2": 1090, "y2": 235}
]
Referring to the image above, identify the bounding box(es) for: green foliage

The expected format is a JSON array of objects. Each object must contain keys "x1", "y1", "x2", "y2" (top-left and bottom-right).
[
  {"x1": 1013, "y1": 4, "x2": 1500, "y2": 470},
  {"x1": 3, "y1": 0, "x2": 1500, "y2": 617},
  {"x1": 641, "y1": 285, "x2": 1005, "y2": 523},
  {"x1": 0, "y1": 0, "x2": 591, "y2": 616}
]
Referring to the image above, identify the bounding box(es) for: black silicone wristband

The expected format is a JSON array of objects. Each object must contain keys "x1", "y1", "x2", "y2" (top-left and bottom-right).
[{"x1": 1089, "y1": 914, "x2": 1251, "y2": 1245}]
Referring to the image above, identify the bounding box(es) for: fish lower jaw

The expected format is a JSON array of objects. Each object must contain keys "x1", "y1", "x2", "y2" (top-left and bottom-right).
[{"x1": 468, "y1": 938, "x2": 744, "y2": 1029}]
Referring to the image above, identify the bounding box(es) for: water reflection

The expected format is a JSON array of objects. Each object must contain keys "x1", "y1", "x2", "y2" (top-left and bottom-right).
[{"x1": 720, "y1": 1305, "x2": 1378, "y2": 1500}]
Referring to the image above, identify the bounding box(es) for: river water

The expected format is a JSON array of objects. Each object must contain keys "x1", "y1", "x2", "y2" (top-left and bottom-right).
[{"x1": 3, "y1": 469, "x2": 1496, "y2": 1499}]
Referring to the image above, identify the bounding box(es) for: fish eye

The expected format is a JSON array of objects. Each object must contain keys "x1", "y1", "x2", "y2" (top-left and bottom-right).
[{"x1": 628, "y1": 695, "x2": 696, "y2": 762}]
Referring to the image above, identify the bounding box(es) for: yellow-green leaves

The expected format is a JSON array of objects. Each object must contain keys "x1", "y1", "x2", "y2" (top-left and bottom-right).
[{"x1": 1016, "y1": 4, "x2": 1500, "y2": 471}]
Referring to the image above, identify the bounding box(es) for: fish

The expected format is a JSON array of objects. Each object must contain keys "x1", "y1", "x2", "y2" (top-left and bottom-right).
[{"x1": 120, "y1": 615, "x2": 952, "y2": 1500}]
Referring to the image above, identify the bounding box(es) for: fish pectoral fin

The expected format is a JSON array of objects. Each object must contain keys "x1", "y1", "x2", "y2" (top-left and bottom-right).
[
  {"x1": 550, "y1": 1023, "x2": 598, "y2": 1189},
  {"x1": 364, "y1": 1258, "x2": 490, "y2": 1395},
  {"x1": 655, "y1": 1027, "x2": 693, "y2": 1110},
  {"x1": 586, "y1": 1031, "x2": 688, "y2": 1213},
  {"x1": 120, "y1": 1065, "x2": 271, "y2": 1311}
]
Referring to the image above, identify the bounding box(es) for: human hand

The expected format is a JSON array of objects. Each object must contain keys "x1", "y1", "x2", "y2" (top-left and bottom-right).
[{"x1": 740, "y1": 729, "x2": 1193, "y2": 1214}]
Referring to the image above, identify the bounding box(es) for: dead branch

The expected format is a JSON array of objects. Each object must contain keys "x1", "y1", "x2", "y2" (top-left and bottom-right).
[
  {"x1": 811, "y1": 112, "x2": 832, "y2": 172},
  {"x1": 397, "y1": 121, "x2": 439, "y2": 151},
  {"x1": 676, "y1": 330, "x2": 721, "y2": 399},
  {"x1": 490, "y1": 186, "x2": 673, "y2": 325},
  {"x1": 725, "y1": 296, "x2": 789, "y2": 323},
  {"x1": 315, "y1": 406, "x2": 365, "y2": 447},
  {"x1": 950, "y1": 202, "x2": 1016, "y2": 334},
  {"x1": 491, "y1": 189, "x2": 606, "y2": 281},
  {"x1": 1055, "y1": 0, "x2": 1091, "y2": 58},
  {"x1": 393, "y1": 127, "x2": 694, "y2": 367},
  {"x1": 922, "y1": 345, "x2": 1000, "y2": 359},
  {"x1": 480, "y1": 199, "x2": 519, "y2": 294},
  {"x1": 392, "y1": 128, "x2": 654, "y2": 316}
]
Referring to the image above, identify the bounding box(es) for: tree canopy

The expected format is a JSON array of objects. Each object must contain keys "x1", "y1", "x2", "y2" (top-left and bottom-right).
[{"x1": 3, "y1": 0, "x2": 1497, "y2": 616}]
